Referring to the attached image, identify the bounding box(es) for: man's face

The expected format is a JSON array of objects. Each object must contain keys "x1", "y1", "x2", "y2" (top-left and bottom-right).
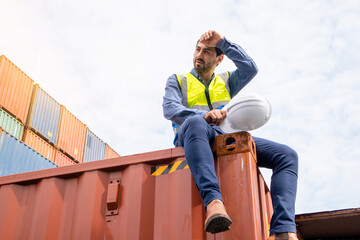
[{"x1": 193, "y1": 41, "x2": 219, "y2": 74}]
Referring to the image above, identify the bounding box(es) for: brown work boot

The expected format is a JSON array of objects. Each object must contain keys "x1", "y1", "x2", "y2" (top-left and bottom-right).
[
  {"x1": 268, "y1": 232, "x2": 298, "y2": 240},
  {"x1": 204, "y1": 199, "x2": 232, "y2": 234}
]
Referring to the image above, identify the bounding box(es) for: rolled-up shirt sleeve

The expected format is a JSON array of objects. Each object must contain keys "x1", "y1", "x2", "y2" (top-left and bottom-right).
[
  {"x1": 162, "y1": 74, "x2": 207, "y2": 126},
  {"x1": 216, "y1": 37, "x2": 258, "y2": 98}
]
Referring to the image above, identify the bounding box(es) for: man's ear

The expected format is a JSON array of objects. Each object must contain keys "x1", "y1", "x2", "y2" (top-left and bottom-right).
[{"x1": 216, "y1": 55, "x2": 224, "y2": 66}]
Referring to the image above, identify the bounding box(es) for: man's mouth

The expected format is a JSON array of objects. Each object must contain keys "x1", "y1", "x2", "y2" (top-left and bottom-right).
[{"x1": 196, "y1": 59, "x2": 204, "y2": 64}]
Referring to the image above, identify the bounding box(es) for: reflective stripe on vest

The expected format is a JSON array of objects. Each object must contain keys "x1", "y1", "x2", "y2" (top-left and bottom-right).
[{"x1": 173, "y1": 72, "x2": 231, "y2": 135}]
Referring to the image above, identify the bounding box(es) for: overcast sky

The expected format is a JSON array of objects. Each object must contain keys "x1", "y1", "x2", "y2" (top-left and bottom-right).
[{"x1": 1, "y1": 0, "x2": 360, "y2": 215}]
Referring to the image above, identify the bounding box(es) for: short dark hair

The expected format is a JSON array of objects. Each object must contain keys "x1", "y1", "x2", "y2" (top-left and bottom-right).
[
  {"x1": 196, "y1": 39, "x2": 224, "y2": 56},
  {"x1": 215, "y1": 47, "x2": 223, "y2": 56}
]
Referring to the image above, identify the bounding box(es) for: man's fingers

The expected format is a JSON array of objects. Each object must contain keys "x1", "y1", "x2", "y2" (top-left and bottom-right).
[
  {"x1": 204, "y1": 109, "x2": 226, "y2": 125},
  {"x1": 200, "y1": 30, "x2": 214, "y2": 42},
  {"x1": 206, "y1": 31, "x2": 211, "y2": 39}
]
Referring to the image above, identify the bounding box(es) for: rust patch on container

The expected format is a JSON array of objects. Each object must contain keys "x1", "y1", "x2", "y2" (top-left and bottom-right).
[{"x1": 215, "y1": 131, "x2": 256, "y2": 162}]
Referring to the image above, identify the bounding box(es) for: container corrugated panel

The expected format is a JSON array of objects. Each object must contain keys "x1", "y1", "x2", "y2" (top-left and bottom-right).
[
  {"x1": 26, "y1": 84, "x2": 61, "y2": 145},
  {"x1": 0, "y1": 132, "x2": 272, "y2": 239},
  {"x1": 54, "y1": 150, "x2": 76, "y2": 167},
  {"x1": 83, "y1": 128, "x2": 106, "y2": 162},
  {"x1": 0, "y1": 129, "x2": 57, "y2": 177},
  {"x1": 57, "y1": 106, "x2": 86, "y2": 163},
  {"x1": 22, "y1": 128, "x2": 55, "y2": 162},
  {"x1": 0, "y1": 108, "x2": 24, "y2": 140},
  {"x1": 105, "y1": 143, "x2": 120, "y2": 159},
  {"x1": 0, "y1": 55, "x2": 33, "y2": 124}
]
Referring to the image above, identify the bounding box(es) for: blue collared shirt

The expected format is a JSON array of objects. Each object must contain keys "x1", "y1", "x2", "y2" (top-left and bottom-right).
[{"x1": 162, "y1": 37, "x2": 258, "y2": 143}]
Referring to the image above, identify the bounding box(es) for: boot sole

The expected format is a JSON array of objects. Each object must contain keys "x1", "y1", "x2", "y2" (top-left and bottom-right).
[{"x1": 205, "y1": 215, "x2": 232, "y2": 234}]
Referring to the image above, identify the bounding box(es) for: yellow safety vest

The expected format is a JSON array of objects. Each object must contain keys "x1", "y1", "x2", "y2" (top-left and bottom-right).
[{"x1": 173, "y1": 72, "x2": 231, "y2": 135}]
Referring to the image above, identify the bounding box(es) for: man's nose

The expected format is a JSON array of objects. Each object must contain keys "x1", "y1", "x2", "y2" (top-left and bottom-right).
[{"x1": 196, "y1": 50, "x2": 204, "y2": 58}]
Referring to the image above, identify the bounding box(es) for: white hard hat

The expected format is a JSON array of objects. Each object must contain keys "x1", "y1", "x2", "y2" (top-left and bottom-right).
[{"x1": 219, "y1": 92, "x2": 271, "y2": 133}]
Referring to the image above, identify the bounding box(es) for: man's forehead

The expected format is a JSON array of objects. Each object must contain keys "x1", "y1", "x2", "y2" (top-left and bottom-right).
[{"x1": 196, "y1": 41, "x2": 216, "y2": 51}]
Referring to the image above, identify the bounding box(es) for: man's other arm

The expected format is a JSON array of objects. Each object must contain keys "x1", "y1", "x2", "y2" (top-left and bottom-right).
[{"x1": 217, "y1": 37, "x2": 258, "y2": 97}]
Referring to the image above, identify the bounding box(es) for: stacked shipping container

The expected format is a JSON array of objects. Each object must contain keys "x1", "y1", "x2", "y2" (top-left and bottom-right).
[
  {"x1": 0, "y1": 55, "x2": 120, "y2": 176},
  {"x1": 0, "y1": 108, "x2": 23, "y2": 140},
  {"x1": 0, "y1": 55, "x2": 33, "y2": 124},
  {"x1": 22, "y1": 128, "x2": 56, "y2": 162},
  {"x1": 0, "y1": 129, "x2": 57, "y2": 176},
  {"x1": 83, "y1": 128, "x2": 106, "y2": 162},
  {"x1": 105, "y1": 143, "x2": 121, "y2": 159},
  {"x1": 54, "y1": 150, "x2": 77, "y2": 167},
  {"x1": 26, "y1": 84, "x2": 61, "y2": 145},
  {"x1": 57, "y1": 106, "x2": 87, "y2": 163}
]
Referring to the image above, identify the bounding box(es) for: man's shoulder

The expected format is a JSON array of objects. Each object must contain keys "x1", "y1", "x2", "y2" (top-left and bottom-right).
[{"x1": 216, "y1": 71, "x2": 230, "y2": 80}]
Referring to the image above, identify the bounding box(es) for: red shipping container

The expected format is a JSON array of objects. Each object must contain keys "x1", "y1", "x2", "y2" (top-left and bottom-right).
[
  {"x1": 54, "y1": 150, "x2": 77, "y2": 167},
  {"x1": 22, "y1": 128, "x2": 55, "y2": 162},
  {"x1": 56, "y1": 106, "x2": 86, "y2": 163},
  {"x1": 0, "y1": 55, "x2": 33, "y2": 124},
  {"x1": 105, "y1": 143, "x2": 120, "y2": 159},
  {"x1": 0, "y1": 132, "x2": 272, "y2": 239}
]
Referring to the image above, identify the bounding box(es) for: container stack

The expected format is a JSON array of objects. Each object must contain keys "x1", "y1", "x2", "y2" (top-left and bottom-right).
[{"x1": 0, "y1": 55, "x2": 120, "y2": 176}]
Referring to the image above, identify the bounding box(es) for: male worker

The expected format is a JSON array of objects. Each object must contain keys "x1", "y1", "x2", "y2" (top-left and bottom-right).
[{"x1": 162, "y1": 30, "x2": 298, "y2": 239}]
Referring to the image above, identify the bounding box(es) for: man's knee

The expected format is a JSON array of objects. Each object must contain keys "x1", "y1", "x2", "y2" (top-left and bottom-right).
[
  {"x1": 277, "y1": 145, "x2": 298, "y2": 173},
  {"x1": 182, "y1": 115, "x2": 208, "y2": 131},
  {"x1": 179, "y1": 115, "x2": 211, "y2": 140}
]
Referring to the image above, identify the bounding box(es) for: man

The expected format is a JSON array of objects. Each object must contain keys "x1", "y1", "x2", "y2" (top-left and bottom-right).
[{"x1": 162, "y1": 30, "x2": 298, "y2": 239}]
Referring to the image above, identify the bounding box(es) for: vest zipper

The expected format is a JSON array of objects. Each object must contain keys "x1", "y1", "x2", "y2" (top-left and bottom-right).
[{"x1": 205, "y1": 87, "x2": 213, "y2": 110}]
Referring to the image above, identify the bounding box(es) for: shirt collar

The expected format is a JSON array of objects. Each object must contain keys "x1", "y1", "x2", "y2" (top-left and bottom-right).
[{"x1": 190, "y1": 68, "x2": 215, "y2": 83}]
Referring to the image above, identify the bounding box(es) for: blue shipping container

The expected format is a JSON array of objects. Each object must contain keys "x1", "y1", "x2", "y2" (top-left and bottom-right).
[
  {"x1": 0, "y1": 130, "x2": 57, "y2": 177},
  {"x1": 82, "y1": 128, "x2": 106, "y2": 162},
  {"x1": 26, "y1": 84, "x2": 61, "y2": 145}
]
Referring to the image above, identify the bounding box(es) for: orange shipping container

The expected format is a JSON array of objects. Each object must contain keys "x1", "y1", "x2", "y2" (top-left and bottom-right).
[
  {"x1": 54, "y1": 150, "x2": 77, "y2": 167},
  {"x1": 0, "y1": 55, "x2": 33, "y2": 123},
  {"x1": 0, "y1": 132, "x2": 273, "y2": 239},
  {"x1": 105, "y1": 143, "x2": 120, "y2": 159},
  {"x1": 57, "y1": 106, "x2": 86, "y2": 163},
  {"x1": 22, "y1": 128, "x2": 56, "y2": 162}
]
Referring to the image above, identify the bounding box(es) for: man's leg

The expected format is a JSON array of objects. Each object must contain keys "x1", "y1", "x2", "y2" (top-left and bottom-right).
[
  {"x1": 176, "y1": 115, "x2": 222, "y2": 207},
  {"x1": 253, "y1": 136, "x2": 298, "y2": 236},
  {"x1": 176, "y1": 115, "x2": 231, "y2": 233}
]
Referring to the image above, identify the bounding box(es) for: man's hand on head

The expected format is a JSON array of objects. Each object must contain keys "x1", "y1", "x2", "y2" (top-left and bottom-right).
[
  {"x1": 200, "y1": 30, "x2": 223, "y2": 48},
  {"x1": 204, "y1": 109, "x2": 226, "y2": 125}
]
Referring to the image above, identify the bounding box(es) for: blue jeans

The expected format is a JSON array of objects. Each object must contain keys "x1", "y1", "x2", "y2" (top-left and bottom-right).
[{"x1": 175, "y1": 115, "x2": 298, "y2": 235}]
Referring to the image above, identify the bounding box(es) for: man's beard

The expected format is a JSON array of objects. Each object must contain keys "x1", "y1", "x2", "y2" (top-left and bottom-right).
[{"x1": 194, "y1": 58, "x2": 215, "y2": 73}]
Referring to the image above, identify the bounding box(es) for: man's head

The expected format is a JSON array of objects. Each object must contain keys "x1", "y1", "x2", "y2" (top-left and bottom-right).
[{"x1": 193, "y1": 40, "x2": 224, "y2": 75}]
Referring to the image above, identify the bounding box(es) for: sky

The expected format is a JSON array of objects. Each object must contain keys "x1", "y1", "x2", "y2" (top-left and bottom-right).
[{"x1": 1, "y1": 0, "x2": 360, "y2": 215}]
